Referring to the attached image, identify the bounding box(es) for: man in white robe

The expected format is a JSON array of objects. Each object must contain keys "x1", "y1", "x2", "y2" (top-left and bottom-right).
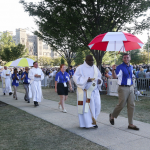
[
  {"x1": 29, "y1": 62, "x2": 44, "y2": 106},
  {"x1": 1, "y1": 66, "x2": 12, "y2": 95},
  {"x1": 73, "y1": 55, "x2": 103, "y2": 128}
]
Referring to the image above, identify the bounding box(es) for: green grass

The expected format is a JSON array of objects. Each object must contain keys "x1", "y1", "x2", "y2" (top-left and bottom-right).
[{"x1": 0, "y1": 104, "x2": 107, "y2": 150}]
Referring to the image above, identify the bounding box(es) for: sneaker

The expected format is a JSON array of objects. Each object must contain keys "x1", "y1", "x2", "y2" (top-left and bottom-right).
[{"x1": 62, "y1": 109, "x2": 67, "y2": 113}]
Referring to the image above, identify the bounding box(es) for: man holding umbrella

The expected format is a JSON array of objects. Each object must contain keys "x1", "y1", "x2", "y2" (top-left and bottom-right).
[{"x1": 109, "y1": 53, "x2": 139, "y2": 130}]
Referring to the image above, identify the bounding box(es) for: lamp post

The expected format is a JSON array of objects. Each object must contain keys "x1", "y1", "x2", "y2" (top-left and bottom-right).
[{"x1": 147, "y1": 32, "x2": 149, "y2": 65}]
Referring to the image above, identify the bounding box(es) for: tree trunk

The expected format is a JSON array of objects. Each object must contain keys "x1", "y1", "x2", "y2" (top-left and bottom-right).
[
  {"x1": 67, "y1": 59, "x2": 71, "y2": 69},
  {"x1": 92, "y1": 50, "x2": 105, "y2": 70}
]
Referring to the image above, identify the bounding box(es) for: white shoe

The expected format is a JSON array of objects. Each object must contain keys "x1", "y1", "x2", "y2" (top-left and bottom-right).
[
  {"x1": 62, "y1": 109, "x2": 67, "y2": 113},
  {"x1": 58, "y1": 103, "x2": 61, "y2": 110}
]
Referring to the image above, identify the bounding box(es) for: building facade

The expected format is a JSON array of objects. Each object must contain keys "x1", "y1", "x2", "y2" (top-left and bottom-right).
[{"x1": 4, "y1": 28, "x2": 59, "y2": 59}]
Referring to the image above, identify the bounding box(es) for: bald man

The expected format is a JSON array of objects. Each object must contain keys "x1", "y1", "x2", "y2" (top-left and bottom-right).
[
  {"x1": 1, "y1": 66, "x2": 12, "y2": 95},
  {"x1": 73, "y1": 55, "x2": 103, "y2": 128},
  {"x1": 21, "y1": 67, "x2": 31, "y2": 103}
]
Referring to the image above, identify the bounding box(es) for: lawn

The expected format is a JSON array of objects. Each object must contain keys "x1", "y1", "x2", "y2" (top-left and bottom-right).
[{"x1": 0, "y1": 103, "x2": 107, "y2": 150}]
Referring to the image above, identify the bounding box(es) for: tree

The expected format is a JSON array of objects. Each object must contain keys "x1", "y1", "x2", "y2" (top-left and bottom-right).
[
  {"x1": 0, "y1": 44, "x2": 26, "y2": 62},
  {"x1": 74, "y1": 49, "x2": 93, "y2": 66},
  {"x1": 102, "y1": 52, "x2": 121, "y2": 65},
  {"x1": 0, "y1": 32, "x2": 15, "y2": 50},
  {"x1": 116, "y1": 50, "x2": 144, "y2": 65},
  {"x1": 61, "y1": 57, "x2": 65, "y2": 65},
  {"x1": 20, "y1": 0, "x2": 150, "y2": 68},
  {"x1": 143, "y1": 37, "x2": 150, "y2": 53},
  {"x1": 38, "y1": 56, "x2": 53, "y2": 66}
]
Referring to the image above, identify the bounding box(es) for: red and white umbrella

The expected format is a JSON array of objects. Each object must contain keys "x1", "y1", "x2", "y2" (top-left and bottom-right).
[{"x1": 88, "y1": 32, "x2": 143, "y2": 52}]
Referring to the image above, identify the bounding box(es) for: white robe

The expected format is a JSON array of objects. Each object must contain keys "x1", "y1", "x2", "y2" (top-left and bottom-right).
[
  {"x1": 1, "y1": 69, "x2": 12, "y2": 94},
  {"x1": 29, "y1": 67, "x2": 44, "y2": 102},
  {"x1": 73, "y1": 61, "x2": 103, "y2": 128}
]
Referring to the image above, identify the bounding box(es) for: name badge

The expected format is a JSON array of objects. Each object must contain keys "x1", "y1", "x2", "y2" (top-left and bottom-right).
[
  {"x1": 28, "y1": 79, "x2": 30, "y2": 83},
  {"x1": 63, "y1": 82, "x2": 67, "y2": 87},
  {"x1": 127, "y1": 78, "x2": 131, "y2": 85}
]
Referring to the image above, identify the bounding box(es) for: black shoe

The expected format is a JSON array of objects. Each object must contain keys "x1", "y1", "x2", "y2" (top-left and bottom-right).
[
  {"x1": 109, "y1": 114, "x2": 114, "y2": 125},
  {"x1": 27, "y1": 101, "x2": 30, "y2": 103},
  {"x1": 36, "y1": 102, "x2": 39, "y2": 106},
  {"x1": 9, "y1": 92, "x2": 12, "y2": 96},
  {"x1": 34, "y1": 102, "x2": 39, "y2": 106},
  {"x1": 93, "y1": 125, "x2": 98, "y2": 128},
  {"x1": 128, "y1": 125, "x2": 139, "y2": 131},
  {"x1": 4, "y1": 93, "x2": 5, "y2": 95}
]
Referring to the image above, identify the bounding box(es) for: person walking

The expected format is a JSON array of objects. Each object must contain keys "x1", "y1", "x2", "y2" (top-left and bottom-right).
[
  {"x1": 69, "y1": 65, "x2": 75, "y2": 92},
  {"x1": 110, "y1": 53, "x2": 139, "y2": 130},
  {"x1": 73, "y1": 55, "x2": 103, "y2": 128},
  {"x1": 11, "y1": 68, "x2": 19, "y2": 100},
  {"x1": 55, "y1": 64, "x2": 72, "y2": 113},
  {"x1": 1, "y1": 66, "x2": 12, "y2": 95},
  {"x1": 29, "y1": 62, "x2": 44, "y2": 107},
  {"x1": 21, "y1": 67, "x2": 31, "y2": 103}
]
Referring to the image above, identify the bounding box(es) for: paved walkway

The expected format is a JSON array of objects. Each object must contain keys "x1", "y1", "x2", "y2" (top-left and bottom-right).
[{"x1": 1, "y1": 89, "x2": 150, "y2": 150}]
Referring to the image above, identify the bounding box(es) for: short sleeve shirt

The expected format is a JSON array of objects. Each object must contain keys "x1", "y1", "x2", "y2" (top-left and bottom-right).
[
  {"x1": 21, "y1": 72, "x2": 30, "y2": 84},
  {"x1": 115, "y1": 62, "x2": 133, "y2": 85},
  {"x1": 55, "y1": 71, "x2": 70, "y2": 83},
  {"x1": 69, "y1": 69, "x2": 74, "y2": 77},
  {"x1": 12, "y1": 73, "x2": 20, "y2": 86}
]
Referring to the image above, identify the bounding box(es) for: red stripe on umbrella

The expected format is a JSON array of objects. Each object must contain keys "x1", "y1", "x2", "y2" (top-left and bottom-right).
[{"x1": 88, "y1": 32, "x2": 143, "y2": 52}]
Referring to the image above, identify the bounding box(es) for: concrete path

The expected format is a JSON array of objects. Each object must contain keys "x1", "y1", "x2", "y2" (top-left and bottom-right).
[{"x1": 1, "y1": 90, "x2": 150, "y2": 150}]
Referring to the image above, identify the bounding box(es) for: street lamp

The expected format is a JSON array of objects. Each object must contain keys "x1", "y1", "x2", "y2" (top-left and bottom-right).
[{"x1": 147, "y1": 32, "x2": 149, "y2": 65}]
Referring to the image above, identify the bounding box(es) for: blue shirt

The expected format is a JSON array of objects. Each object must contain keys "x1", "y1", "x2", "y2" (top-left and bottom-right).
[
  {"x1": 12, "y1": 73, "x2": 20, "y2": 87},
  {"x1": 21, "y1": 71, "x2": 30, "y2": 84},
  {"x1": 55, "y1": 71, "x2": 70, "y2": 83},
  {"x1": 69, "y1": 69, "x2": 74, "y2": 77},
  {"x1": 115, "y1": 62, "x2": 133, "y2": 85}
]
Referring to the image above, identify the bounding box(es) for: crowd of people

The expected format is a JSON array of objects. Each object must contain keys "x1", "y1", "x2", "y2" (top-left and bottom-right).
[{"x1": 0, "y1": 54, "x2": 150, "y2": 130}]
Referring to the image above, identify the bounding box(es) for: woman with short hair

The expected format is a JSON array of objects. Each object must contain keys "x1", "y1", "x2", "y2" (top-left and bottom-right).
[
  {"x1": 12, "y1": 68, "x2": 20, "y2": 100},
  {"x1": 55, "y1": 64, "x2": 72, "y2": 113}
]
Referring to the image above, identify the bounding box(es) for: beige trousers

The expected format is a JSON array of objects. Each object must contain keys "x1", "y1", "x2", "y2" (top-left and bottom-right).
[{"x1": 112, "y1": 85, "x2": 135, "y2": 124}]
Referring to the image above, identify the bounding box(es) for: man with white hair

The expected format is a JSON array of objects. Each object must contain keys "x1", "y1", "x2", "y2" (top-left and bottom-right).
[{"x1": 1, "y1": 66, "x2": 12, "y2": 95}]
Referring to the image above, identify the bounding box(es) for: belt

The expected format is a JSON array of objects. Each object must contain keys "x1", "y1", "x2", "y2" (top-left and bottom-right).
[{"x1": 119, "y1": 85, "x2": 133, "y2": 87}]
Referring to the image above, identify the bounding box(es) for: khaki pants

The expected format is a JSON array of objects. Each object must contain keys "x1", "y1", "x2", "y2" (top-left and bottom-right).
[{"x1": 112, "y1": 85, "x2": 135, "y2": 124}]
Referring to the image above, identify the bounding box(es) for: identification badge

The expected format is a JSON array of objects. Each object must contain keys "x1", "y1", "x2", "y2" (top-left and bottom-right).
[
  {"x1": 127, "y1": 78, "x2": 131, "y2": 85},
  {"x1": 63, "y1": 82, "x2": 67, "y2": 87},
  {"x1": 28, "y1": 79, "x2": 30, "y2": 83}
]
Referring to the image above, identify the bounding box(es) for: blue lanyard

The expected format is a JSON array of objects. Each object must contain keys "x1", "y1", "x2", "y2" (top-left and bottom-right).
[{"x1": 126, "y1": 66, "x2": 131, "y2": 77}]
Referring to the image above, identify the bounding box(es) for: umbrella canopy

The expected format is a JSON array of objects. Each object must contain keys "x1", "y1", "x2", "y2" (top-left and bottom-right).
[
  {"x1": 88, "y1": 32, "x2": 143, "y2": 52},
  {"x1": 5, "y1": 61, "x2": 13, "y2": 67},
  {"x1": 10, "y1": 58, "x2": 35, "y2": 67}
]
